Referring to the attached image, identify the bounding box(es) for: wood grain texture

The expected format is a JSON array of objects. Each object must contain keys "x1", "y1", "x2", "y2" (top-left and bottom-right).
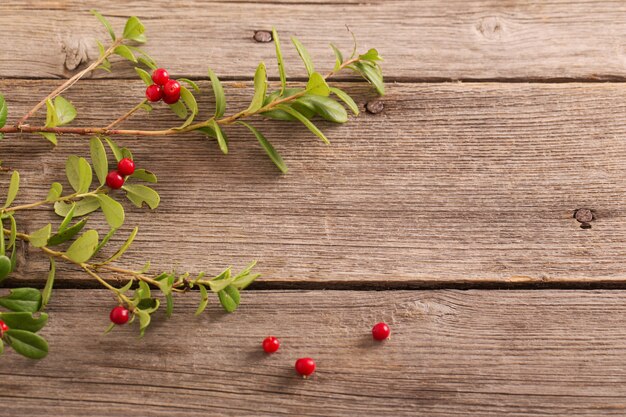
[
  {"x1": 2, "y1": 80, "x2": 626, "y2": 286},
  {"x1": 4, "y1": 1, "x2": 626, "y2": 80},
  {"x1": 2, "y1": 289, "x2": 626, "y2": 416}
]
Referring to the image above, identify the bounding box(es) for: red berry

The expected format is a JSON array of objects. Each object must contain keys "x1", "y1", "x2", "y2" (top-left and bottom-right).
[
  {"x1": 117, "y1": 158, "x2": 136, "y2": 176},
  {"x1": 372, "y1": 322, "x2": 391, "y2": 341},
  {"x1": 295, "y1": 357, "x2": 316, "y2": 377},
  {"x1": 151, "y1": 68, "x2": 170, "y2": 86},
  {"x1": 162, "y1": 79, "x2": 181, "y2": 104},
  {"x1": 0, "y1": 320, "x2": 8, "y2": 337},
  {"x1": 105, "y1": 170, "x2": 125, "y2": 189},
  {"x1": 262, "y1": 336, "x2": 280, "y2": 354},
  {"x1": 110, "y1": 306, "x2": 130, "y2": 325},
  {"x1": 145, "y1": 84, "x2": 163, "y2": 102}
]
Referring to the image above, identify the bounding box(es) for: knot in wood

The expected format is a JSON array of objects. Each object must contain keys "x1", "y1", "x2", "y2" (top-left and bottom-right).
[
  {"x1": 574, "y1": 208, "x2": 593, "y2": 224},
  {"x1": 365, "y1": 100, "x2": 384, "y2": 114},
  {"x1": 61, "y1": 37, "x2": 89, "y2": 71},
  {"x1": 253, "y1": 30, "x2": 273, "y2": 43}
]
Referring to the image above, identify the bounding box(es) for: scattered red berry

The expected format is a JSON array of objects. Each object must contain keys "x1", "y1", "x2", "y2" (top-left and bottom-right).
[
  {"x1": 145, "y1": 84, "x2": 163, "y2": 102},
  {"x1": 372, "y1": 322, "x2": 391, "y2": 341},
  {"x1": 0, "y1": 320, "x2": 8, "y2": 337},
  {"x1": 162, "y1": 79, "x2": 181, "y2": 104},
  {"x1": 262, "y1": 336, "x2": 280, "y2": 354},
  {"x1": 151, "y1": 68, "x2": 170, "y2": 86},
  {"x1": 105, "y1": 170, "x2": 125, "y2": 189},
  {"x1": 110, "y1": 306, "x2": 130, "y2": 325},
  {"x1": 295, "y1": 357, "x2": 316, "y2": 377},
  {"x1": 117, "y1": 158, "x2": 136, "y2": 176}
]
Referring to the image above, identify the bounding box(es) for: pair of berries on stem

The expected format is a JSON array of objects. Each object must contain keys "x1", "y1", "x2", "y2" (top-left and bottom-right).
[
  {"x1": 105, "y1": 158, "x2": 136, "y2": 190},
  {"x1": 145, "y1": 68, "x2": 181, "y2": 104},
  {"x1": 262, "y1": 322, "x2": 391, "y2": 378}
]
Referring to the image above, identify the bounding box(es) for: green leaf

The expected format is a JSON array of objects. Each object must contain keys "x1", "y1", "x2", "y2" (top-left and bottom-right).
[
  {"x1": 58, "y1": 202, "x2": 76, "y2": 232},
  {"x1": 114, "y1": 45, "x2": 137, "y2": 62},
  {"x1": 123, "y1": 16, "x2": 146, "y2": 43},
  {"x1": 93, "y1": 227, "x2": 117, "y2": 256},
  {"x1": 129, "y1": 169, "x2": 157, "y2": 183},
  {"x1": 232, "y1": 261, "x2": 260, "y2": 289},
  {"x1": 291, "y1": 37, "x2": 314, "y2": 76},
  {"x1": 40, "y1": 258, "x2": 55, "y2": 311},
  {"x1": 0, "y1": 94, "x2": 7, "y2": 129},
  {"x1": 209, "y1": 120, "x2": 228, "y2": 154},
  {"x1": 165, "y1": 293, "x2": 173, "y2": 318},
  {"x1": 54, "y1": 196, "x2": 100, "y2": 217},
  {"x1": 207, "y1": 67, "x2": 226, "y2": 118},
  {"x1": 47, "y1": 218, "x2": 88, "y2": 246},
  {"x1": 101, "y1": 226, "x2": 138, "y2": 265},
  {"x1": 123, "y1": 184, "x2": 160, "y2": 209},
  {"x1": 54, "y1": 96, "x2": 77, "y2": 126},
  {"x1": 65, "y1": 156, "x2": 93, "y2": 194},
  {"x1": 136, "y1": 280, "x2": 151, "y2": 300},
  {"x1": 169, "y1": 101, "x2": 188, "y2": 119},
  {"x1": 330, "y1": 87, "x2": 359, "y2": 116},
  {"x1": 91, "y1": 10, "x2": 116, "y2": 40},
  {"x1": 29, "y1": 224, "x2": 52, "y2": 248},
  {"x1": 89, "y1": 137, "x2": 108, "y2": 186},
  {"x1": 178, "y1": 78, "x2": 200, "y2": 92},
  {"x1": 104, "y1": 137, "x2": 123, "y2": 162},
  {"x1": 180, "y1": 86, "x2": 198, "y2": 115},
  {"x1": 353, "y1": 62, "x2": 385, "y2": 95},
  {"x1": 39, "y1": 132, "x2": 57, "y2": 145},
  {"x1": 207, "y1": 268, "x2": 233, "y2": 293},
  {"x1": 6, "y1": 329, "x2": 48, "y2": 359},
  {"x1": 306, "y1": 72, "x2": 330, "y2": 96},
  {"x1": 245, "y1": 62, "x2": 267, "y2": 113},
  {"x1": 272, "y1": 28, "x2": 287, "y2": 95},
  {"x1": 95, "y1": 194, "x2": 125, "y2": 229},
  {"x1": 218, "y1": 285, "x2": 240, "y2": 313},
  {"x1": 3, "y1": 170, "x2": 19, "y2": 208},
  {"x1": 137, "y1": 56, "x2": 156, "y2": 70},
  {"x1": 330, "y1": 44, "x2": 343, "y2": 71},
  {"x1": 46, "y1": 182, "x2": 62, "y2": 202},
  {"x1": 45, "y1": 99, "x2": 59, "y2": 127},
  {"x1": 135, "y1": 67, "x2": 153, "y2": 86},
  {"x1": 0, "y1": 288, "x2": 42, "y2": 312},
  {"x1": 275, "y1": 105, "x2": 330, "y2": 144},
  {"x1": 194, "y1": 284, "x2": 209, "y2": 316},
  {"x1": 135, "y1": 309, "x2": 151, "y2": 337},
  {"x1": 65, "y1": 229, "x2": 99, "y2": 263},
  {"x1": 0, "y1": 312, "x2": 48, "y2": 332},
  {"x1": 238, "y1": 122, "x2": 287, "y2": 173},
  {"x1": 7, "y1": 215, "x2": 16, "y2": 250},
  {"x1": 297, "y1": 95, "x2": 348, "y2": 123},
  {"x1": 359, "y1": 48, "x2": 383, "y2": 61}
]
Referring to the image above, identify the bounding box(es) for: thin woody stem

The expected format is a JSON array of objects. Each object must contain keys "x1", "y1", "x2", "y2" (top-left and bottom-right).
[
  {"x1": 1, "y1": 57, "x2": 362, "y2": 138},
  {"x1": 1, "y1": 189, "x2": 103, "y2": 214},
  {"x1": 106, "y1": 99, "x2": 148, "y2": 129},
  {"x1": 16, "y1": 38, "x2": 124, "y2": 127}
]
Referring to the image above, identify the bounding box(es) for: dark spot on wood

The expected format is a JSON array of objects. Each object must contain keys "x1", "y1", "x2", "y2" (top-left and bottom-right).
[
  {"x1": 365, "y1": 100, "x2": 384, "y2": 114},
  {"x1": 476, "y1": 16, "x2": 504, "y2": 40},
  {"x1": 253, "y1": 30, "x2": 273, "y2": 43}
]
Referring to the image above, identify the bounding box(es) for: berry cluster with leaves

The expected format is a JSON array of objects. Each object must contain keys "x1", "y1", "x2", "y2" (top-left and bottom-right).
[{"x1": 0, "y1": 10, "x2": 384, "y2": 359}]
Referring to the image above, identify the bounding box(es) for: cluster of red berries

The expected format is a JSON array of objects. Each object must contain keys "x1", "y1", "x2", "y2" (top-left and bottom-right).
[
  {"x1": 262, "y1": 321, "x2": 391, "y2": 378},
  {"x1": 105, "y1": 158, "x2": 136, "y2": 190},
  {"x1": 109, "y1": 302, "x2": 391, "y2": 378},
  {"x1": 145, "y1": 68, "x2": 181, "y2": 104},
  {"x1": 0, "y1": 320, "x2": 8, "y2": 338}
]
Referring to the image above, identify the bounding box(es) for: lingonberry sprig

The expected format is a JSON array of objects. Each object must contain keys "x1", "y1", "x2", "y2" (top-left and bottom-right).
[
  {"x1": 0, "y1": 138, "x2": 258, "y2": 359},
  {"x1": 0, "y1": 11, "x2": 384, "y2": 173}
]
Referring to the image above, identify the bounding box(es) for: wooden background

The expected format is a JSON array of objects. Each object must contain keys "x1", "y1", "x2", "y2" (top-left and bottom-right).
[{"x1": 2, "y1": 1, "x2": 626, "y2": 415}]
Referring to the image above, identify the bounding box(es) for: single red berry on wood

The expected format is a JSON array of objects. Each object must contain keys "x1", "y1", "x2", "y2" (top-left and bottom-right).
[
  {"x1": 117, "y1": 158, "x2": 136, "y2": 176},
  {"x1": 262, "y1": 336, "x2": 280, "y2": 353},
  {"x1": 162, "y1": 79, "x2": 181, "y2": 104},
  {"x1": 145, "y1": 84, "x2": 163, "y2": 102},
  {"x1": 105, "y1": 170, "x2": 125, "y2": 189},
  {"x1": 0, "y1": 320, "x2": 8, "y2": 337},
  {"x1": 151, "y1": 68, "x2": 170, "y2": 86},
  {"x1": 372, "y1": 322, "x2": 391, "y2": 341},
  {"x1": 110, "y1": 306, "x2": 130, "y2": 325},
  {"x1": 295, "y1": 357, "x2": 316, "y2": 377}
]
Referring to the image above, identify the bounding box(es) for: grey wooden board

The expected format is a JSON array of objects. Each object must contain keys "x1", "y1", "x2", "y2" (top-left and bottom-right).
[
  {"x1": 1, "y1": 80, "x2": 626, "y2": 286},
  {"x1": 3, "y1": 1, "x2": 626, "y2": 80},
  {"x1": 2, "y1": 290, "x2": 626, "y2": 416}
]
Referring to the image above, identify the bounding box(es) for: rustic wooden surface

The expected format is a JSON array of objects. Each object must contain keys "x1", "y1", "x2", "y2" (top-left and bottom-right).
[
  {"x1": 1, "y1": 1, "x2": 626, "y2": 416},
  {"x1": 3, "y1": 290, "x2": 626, "y2": 417}
]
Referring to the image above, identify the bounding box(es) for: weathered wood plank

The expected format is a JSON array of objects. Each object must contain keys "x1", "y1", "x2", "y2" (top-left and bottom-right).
[
  {"x1": 2, "y1": 80, "x2": 626, "y2": 286},
  {"x1": 1, "y1": 289, "x2": 626, "y2": 416},
  {"x1": 3, "y1": 1, "x2": 626, "y2": 80}
]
